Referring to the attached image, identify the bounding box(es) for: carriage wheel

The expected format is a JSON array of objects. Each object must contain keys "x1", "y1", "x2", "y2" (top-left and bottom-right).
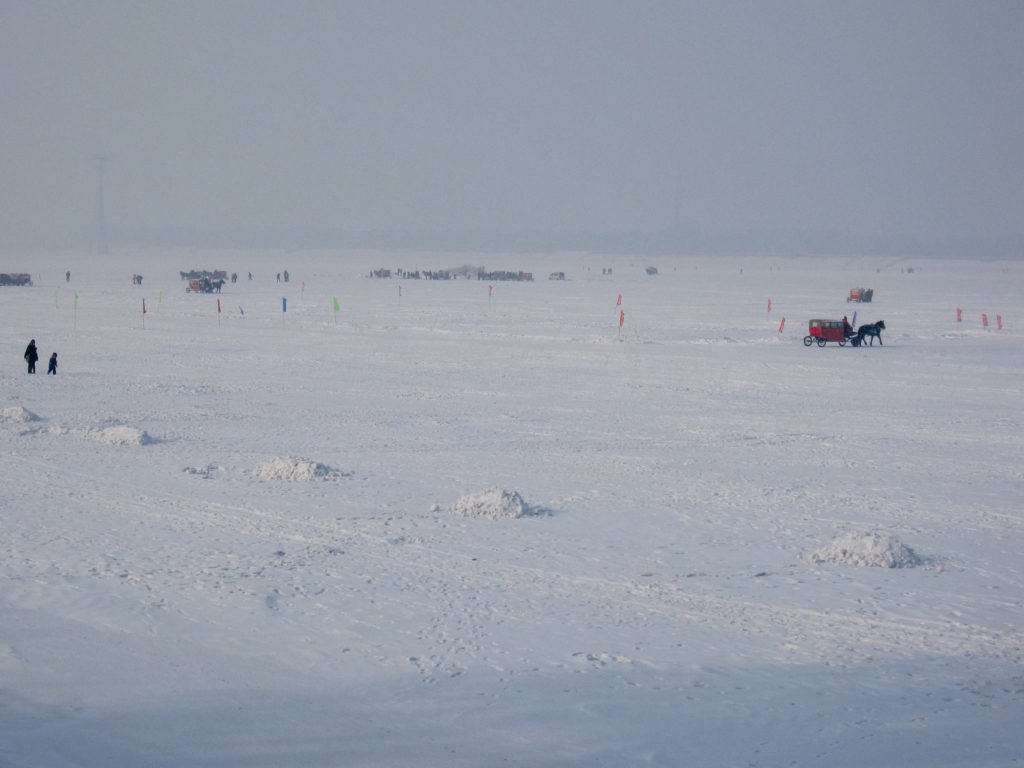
[
  {"x1": 803, "y1": 336, "x2": 813, "y2": 346},
  {"x1": 838, "y1": 338, "x2": 847, "y2": 347},
  {"x1": 817, "y1": 337, "x2": 826, "y2": 347}
]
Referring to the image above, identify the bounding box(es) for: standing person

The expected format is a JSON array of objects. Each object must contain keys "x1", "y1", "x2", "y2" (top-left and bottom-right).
[
  {"x1": 842, "y1": 316, "x2": 853, "y2": 338},
  {"x1": 47, "y1": 352, "x2": 58, "y2": 375},
  {"x1": 276, "y1": 272, "x2": 281, "y2": 282},
  {"x1": 24, "y1": 339, "x2": 39, "y2": 374},
  {"x1": 66, "y1": 270, "x2": 71, "y2": 282}
]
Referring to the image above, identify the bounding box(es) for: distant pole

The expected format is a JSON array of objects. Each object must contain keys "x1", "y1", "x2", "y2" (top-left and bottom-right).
[{"x1": 94, "y1": 155, "x2": 109, "y2": 255}]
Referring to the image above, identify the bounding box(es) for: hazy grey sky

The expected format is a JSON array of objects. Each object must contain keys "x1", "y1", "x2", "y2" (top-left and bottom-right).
[{"x1": 1, "y1": 1, "x2": 1021, "y2": 251}]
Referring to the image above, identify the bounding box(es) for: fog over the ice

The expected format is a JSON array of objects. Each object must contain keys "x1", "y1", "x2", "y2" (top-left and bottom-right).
[{"x1": 1, "y1": 1, "x2": 1021, "y2": 254}]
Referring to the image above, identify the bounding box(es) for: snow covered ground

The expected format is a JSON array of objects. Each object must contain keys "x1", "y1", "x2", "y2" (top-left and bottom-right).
[{"x1": 1, "y1": 248, "x2": 1021, "y2": 767}]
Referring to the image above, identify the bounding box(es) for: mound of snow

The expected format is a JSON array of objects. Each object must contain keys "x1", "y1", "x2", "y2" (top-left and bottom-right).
[
  {"x1": 452, "y1": 488, "x2": 539, "y2": 519},
  {"x1": 811, "y1": 531, "x2": 921, "y2": 568},
  {"x1": 183, "y1": 464, "x2": 223, "y2": 478},
  {"x1": 252, "y1": 457, "x2": 346, "y2": 481},
  {"x1": 0, "y1": 406, "x2": 41, "y2": 423},
  {"x1": 74, "y1": 426, "x2": 154, "y2": 446}
]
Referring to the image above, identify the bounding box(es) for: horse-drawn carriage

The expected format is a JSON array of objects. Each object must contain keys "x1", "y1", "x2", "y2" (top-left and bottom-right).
[
  {"x1": 186, "y1": 277, "x2": 225, "y2": 293},
  {"x1": 803, "y1": 318, "x2": 885, "y2": 347}
]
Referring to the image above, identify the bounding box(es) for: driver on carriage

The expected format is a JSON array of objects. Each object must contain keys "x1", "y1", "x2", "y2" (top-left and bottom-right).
[{"x1": 842, "y1": 316, "x2": 853, "y2": 338}]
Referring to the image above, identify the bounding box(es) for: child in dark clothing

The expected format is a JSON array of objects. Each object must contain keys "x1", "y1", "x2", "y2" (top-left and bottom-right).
[{"x1": 47, "y1": 352, "x2": 58, "y2": 375}]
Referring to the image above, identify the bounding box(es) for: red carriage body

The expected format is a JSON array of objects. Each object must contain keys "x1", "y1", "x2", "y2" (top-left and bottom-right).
[{"x1": 804, "y1": 319, "x2": 849, "y2": 347}]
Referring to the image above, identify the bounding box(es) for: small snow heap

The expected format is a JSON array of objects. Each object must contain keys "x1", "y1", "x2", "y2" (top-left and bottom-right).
[
  {"x1": 452, "y1": 488, "x2": 537, "y2": 519},
  {"x1": 0, "y1": 406, "x2": 40, "y2": 423},
  {"x1": 76, "y1": 426, "x2": 153, "y2": 446},
  {"x1": 183, "y1": 464, "x2": 223, "y2": 478},
  {"x1": 252, "y1": 457, "x2": 345, "y2": 481},
  {"x1": 811, "y1": 531, "x2": 921, "y2": 568}
]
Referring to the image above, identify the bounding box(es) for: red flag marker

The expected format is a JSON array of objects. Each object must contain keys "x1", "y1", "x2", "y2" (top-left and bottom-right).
[
  {"x1": 956, "y1": 308, "x2": 963, "y2": 322},
  {"x1": 982, "y1": 313, "x2": 989, "y2": 328},
  {"x1": 767, "y1": 297, "x2": 772, "y2": 314},
  {"x1": 997, "y1": 314, "x2": 1003, "y2": 330},
  {"x1": 616, "y1": 292, "x2": 622, "y2": 307},
  {"x1": 778, "y1": 316, "x2": 786, "y2": 333},
  {"x1": 619, "y1": 310, "x2": 625, "y2": 328}
]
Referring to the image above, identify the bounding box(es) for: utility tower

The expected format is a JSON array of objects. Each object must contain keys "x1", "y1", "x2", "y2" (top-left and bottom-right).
[{"x1": 95, "y1": 154, "x2": 109, "y2": 255}]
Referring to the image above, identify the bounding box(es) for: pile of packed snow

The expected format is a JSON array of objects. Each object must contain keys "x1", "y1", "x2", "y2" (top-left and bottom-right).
[
  {"x1": 63, "y1": 425, "x2": 154, "y2": 446},
  {"x1": 452, "y1": 488, "x2": 540, "y2": 519},
  {"x1": 0, "y1": 406, "x2": 40, "y2": 423},
  {"x1": 182, "y1": 464, "x2": 224, "y2": 478},
  {"x1": 810, "y1": 531, "x2": 922, "y2": 568},
  {"x1": 252, "y1": 457, "x2": 346, "y2": 481}
]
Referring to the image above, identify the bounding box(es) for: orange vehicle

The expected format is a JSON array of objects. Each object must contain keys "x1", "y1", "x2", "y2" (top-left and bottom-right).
[
  {"x1": 847, "y1": 288, "x2": 874, "y2": 302},
  {"x1": 804, "y1": 319, "x2": 849, "y2": 347},
  {"x1": 187, "y1": 277, "x2": 225, "y2": 293}
]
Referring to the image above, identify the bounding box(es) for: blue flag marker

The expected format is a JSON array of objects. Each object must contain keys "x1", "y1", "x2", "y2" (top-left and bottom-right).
[{"x1": 282, "y1": 297, "x2": 287, "y2": 313}]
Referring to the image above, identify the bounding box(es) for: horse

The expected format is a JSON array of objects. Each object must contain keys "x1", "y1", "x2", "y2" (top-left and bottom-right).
[{"x1": 856, "y1": 320, "x2": 886, "y2": 346}]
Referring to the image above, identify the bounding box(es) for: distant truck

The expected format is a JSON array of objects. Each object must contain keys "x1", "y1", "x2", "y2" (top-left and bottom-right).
[{"x1": 0, "y1": 273, "x2": 33, "y2": 286}]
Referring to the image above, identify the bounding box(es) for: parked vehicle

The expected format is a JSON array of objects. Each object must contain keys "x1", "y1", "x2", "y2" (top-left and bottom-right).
[
  {"x1": 0, "y1": 273, "x2": 32, "y2": 286},
  {"x1": 847, "y1": 288, "x2": 874, "y2": 302}
]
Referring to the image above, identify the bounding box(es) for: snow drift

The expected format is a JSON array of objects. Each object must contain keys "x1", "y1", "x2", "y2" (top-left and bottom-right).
[
  {"x1": 252, "y1": 457, "x2": 347, "y2": 481},
  {"x1": 810, "y1": 531, "x2": 922, "y2": 568},
  {"x1": 58, "y1": 425, "x2": 155, "y2": 446},
  {"x1": 0, "y1": 406, "x2": 40, "y2": 423},
  {"x1": 452, "y1": 488, "x2": 541, "y2": 519}
]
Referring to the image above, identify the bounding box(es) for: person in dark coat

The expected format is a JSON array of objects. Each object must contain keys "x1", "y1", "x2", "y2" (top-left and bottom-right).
[
  {"x1": 24, "y1": 339, "x2": 39, "y2": 373},
  {"x1": 47, "y1": 352, "x2": 58, "y2": 375}
]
